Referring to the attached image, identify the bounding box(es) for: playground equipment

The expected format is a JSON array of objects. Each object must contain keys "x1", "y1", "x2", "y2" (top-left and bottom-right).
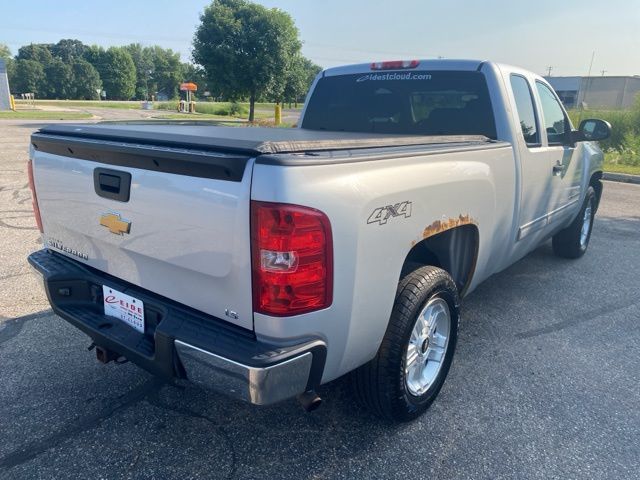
[{"x1": 179, "y1": 82, "x2": 197, "y2": 113}]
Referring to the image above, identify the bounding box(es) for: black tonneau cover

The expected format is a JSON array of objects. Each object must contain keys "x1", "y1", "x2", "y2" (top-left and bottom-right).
[{"x1": 36, "y1": 123, "x2": 492, "y2": 156}]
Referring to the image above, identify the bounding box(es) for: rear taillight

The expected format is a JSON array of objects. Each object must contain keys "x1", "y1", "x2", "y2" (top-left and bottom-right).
[
  {"x1": 27, "y1": 160, "x2": 43, "y2": 233},
  {"x1": 251, "y1": 201, "x2": 333, "y2": 316},
  {"x1": 370, "y1": 60, "x2": 419, "y2": 70}
]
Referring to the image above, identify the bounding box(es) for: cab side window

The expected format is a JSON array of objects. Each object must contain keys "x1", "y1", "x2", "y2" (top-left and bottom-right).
[
  {"x1": 509, "y1": 75, "x2": 539, "y2": 146},
  {"x1": 536, "y1": 82, "x2": 569, "y2": 145}
]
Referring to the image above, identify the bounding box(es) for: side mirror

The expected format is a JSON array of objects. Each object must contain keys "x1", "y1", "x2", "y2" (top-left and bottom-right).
[{"x1": 573, "y1": 118, "x2": 612, "y2": 143}]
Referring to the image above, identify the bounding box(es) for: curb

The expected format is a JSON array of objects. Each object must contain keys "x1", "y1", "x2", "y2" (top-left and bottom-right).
[{"x1": 603, "y1": 172, "x2": 640, "y2": 185}]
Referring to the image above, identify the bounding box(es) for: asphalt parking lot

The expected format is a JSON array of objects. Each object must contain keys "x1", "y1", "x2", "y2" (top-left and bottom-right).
[{"x1": 1, "y1": 119, "x2": 639, "y2": 480}]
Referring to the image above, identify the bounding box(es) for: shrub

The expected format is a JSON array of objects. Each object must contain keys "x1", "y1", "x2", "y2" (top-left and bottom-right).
[
  {"x1": 229, "y1": 101, "x2": 242, "y2": 116},
  {"x1": 152, "y1": 101, "x2": 248, "y2": 117},
  {"x1": 568, "y1": 109, "x2": 634, "y2": 152},
  {"x1": 616, "y1": 132, "x2": 640, "y2": 166}
]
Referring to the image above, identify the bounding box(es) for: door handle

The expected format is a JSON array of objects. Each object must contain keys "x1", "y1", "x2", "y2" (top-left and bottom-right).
[{"x1": 552, "y1": 161, "x2": 564, "y2": 176}]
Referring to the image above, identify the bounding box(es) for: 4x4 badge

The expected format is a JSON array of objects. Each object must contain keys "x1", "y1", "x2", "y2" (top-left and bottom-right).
[
  {"x1": 367, "y1": 201, "x2": 412, "y2": 225},
  {"x1": 99, "y1": 213, "x2": 131, "y2": 235}
]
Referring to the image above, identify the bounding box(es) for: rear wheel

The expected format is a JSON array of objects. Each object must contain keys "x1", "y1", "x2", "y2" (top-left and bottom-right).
[
  {"x1": 353, "y1": 266, "x2": 459, "y2": 422},
  {"x1": 552, "y1": 186, "x2": 596, "y2": 259}
]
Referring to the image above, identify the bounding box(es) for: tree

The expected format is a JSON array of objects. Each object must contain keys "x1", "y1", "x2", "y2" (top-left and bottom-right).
[
  {"x1": 282, "y1": 55, "x2": 321, "y2": 107},
  {"x1": 0, "y1": 44, "x2": 11, "y2": 61},
  {"x1": 51, "y1": 39, "x2": 87, "y2": 62},
  {"x1": 193, "y1": 0, "x2": 302, "y2": 121},
  {"x1": 17, "y1": 44, "x2": 53, "y2": 65},
  {"x1": 83, "y1": 44, "x2": 105, "y2": 66},
  {"x1": 181, "y1": 63, "x2": 209, "y2": 97},
  {"x1": 93, "y1": 47, "x2": 136, "y2": 100},
  {"x1": 0, "y1": 44, "x2": 13, "y2": 80},
  {"x1": 124, "y1": 43, "x2": 154, "y2": 100},
  {"x1": 146, "y1": 46, "x2": 182, "y2": 100},
  {"x1": 301, "y1": 58, "x2": 322, "y2": 97},
  {"x1": 123, "y1": 44, "x2": 183, "y2": 100},
  {"x1": 43, "y1": 58, "x2": 73, "y2": 98},
  {"x1": 10, "y1": 59, "x2": 45, "y2": 95},
  {"x1": 70, "y1": 59, "x2": 102, "y2": 99}
]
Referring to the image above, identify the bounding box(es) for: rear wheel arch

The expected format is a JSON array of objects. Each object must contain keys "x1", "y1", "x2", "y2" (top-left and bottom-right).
[{"x1": 401, "y1": 224, "x2": 479, "y2": 296}]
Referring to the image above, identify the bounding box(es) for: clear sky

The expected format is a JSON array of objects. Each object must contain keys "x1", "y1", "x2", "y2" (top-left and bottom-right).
[{"x1": 3, "y1": 0, "x2": 639, "y2": 76}]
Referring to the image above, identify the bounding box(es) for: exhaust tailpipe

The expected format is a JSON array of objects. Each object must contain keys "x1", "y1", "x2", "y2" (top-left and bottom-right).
[{"x1": 297, "y1": 390, "x2": 322, "y2": 412}]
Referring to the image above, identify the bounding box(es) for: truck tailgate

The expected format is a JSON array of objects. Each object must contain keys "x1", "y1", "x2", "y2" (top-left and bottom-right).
[{"x1": 30, "y1": 134, "x2": 255, "y2": 330}]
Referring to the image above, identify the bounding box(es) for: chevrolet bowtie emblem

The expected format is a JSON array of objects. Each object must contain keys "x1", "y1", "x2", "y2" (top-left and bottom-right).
[{"x1": 99, "y1": 213, "x2": 131, "y2": 235}]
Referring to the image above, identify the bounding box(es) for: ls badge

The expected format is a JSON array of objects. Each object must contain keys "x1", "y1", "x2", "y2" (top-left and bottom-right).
[{"x1": 100, "y1": 213, "x2": 131, "y2": 235}]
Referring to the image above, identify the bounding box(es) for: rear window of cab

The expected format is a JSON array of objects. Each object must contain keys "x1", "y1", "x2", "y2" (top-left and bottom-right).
[{"x1": 302, "y1": 71, "x2": 497, "y2": 139}]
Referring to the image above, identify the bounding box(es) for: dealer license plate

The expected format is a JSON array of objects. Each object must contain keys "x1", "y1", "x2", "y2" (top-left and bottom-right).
[{"x1": 102, "y1": 286, "x2": 145, "y2": 333}]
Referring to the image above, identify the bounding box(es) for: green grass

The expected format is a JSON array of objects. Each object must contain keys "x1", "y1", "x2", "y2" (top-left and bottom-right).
[
  {"x1": 156, "y1": 101, "x2": 248, "y2": 117},
  {"x1": 151, "y1": 113, "x2": 246, "y2": 122},
  {"x1": 15, "y1": 99, "x2": 303, "y2": 111},
  {"x1": 0, "y1": 110, "x2": 93, "y2": 120},
  {"x1": 254, "y1": 102, "x2": 304, "y2": 110},
  {"x1": 15, "y1": 100, "x2": 144, "y2": 109},
  {"x1": 154, "y1": 101, "x2": 244, "y2": 117},
  {"x1": 154, "y1": 101, "x2": 279, "y2": 119},
  {"x1": 603, "y1": 160, "x2": 640, "y2": 176},
  {"x1": 569, "y1": 102, "x2": 640, "y2": 175},
  {"x1": 568, "y1": 108, "x2": 638, "y2": 152},
  {"x1": 601, "y1": 131, "x2": 640, "y2": 175}
]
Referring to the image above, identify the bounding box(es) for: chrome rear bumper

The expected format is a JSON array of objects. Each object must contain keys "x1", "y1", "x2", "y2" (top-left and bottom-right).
[{"x1": 175, "y1": 341, "x2": 314, "y2": 405}]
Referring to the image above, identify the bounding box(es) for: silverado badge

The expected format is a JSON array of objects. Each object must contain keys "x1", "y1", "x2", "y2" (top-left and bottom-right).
[{"x1": 99, "y1": 213, "x2": 131, "y2": 235}]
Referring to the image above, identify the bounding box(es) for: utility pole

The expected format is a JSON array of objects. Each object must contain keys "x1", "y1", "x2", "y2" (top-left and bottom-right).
[
  {"x1": 546, "y1": 66, "x2": 553, "y2": 77},
  {"x1": 600, "y1": 69, "x2": 607, "y2": 77},
  {"x1": 579, "y1": 51, "x2": 596, "y2": 121}
]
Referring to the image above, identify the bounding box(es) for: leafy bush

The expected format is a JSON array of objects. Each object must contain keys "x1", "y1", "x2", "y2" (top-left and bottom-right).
[
  {"x1": 153, "y1": 101, "x2": 248, "y2": 117},
  {"x1": 153, "y1": 101, "x2": 178, "y2": 112},
  {"x1": 608, "y1": 132, "x2": 640, "y2": 167},
  {"x1": 569, "y1": 95, "x2": 640, "y2": 167},
  {"x1": 568, "y1": 109, "x2": 635, "y2": 152},
  {"x1": 228, "y1": 101, "x2": 243, "y2": 116}
]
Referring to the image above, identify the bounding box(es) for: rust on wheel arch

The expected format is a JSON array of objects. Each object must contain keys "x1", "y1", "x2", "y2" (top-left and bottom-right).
[{"x1": 422, "y1": 214, "x2": 476, "y2": 239}]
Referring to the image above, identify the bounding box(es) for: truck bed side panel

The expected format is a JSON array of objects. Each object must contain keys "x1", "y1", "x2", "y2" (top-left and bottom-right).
[{"x1": 251, "y1": 144, "x2": 516, "y2": 382}]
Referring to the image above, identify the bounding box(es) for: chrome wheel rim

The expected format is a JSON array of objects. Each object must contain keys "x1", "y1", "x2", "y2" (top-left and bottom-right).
[
  {"x1": 404, "y1": 297, "x2": 451, "y2": 396},
  {"x1": 580, "y1": 202, "x2": 593, "y2": 247}
]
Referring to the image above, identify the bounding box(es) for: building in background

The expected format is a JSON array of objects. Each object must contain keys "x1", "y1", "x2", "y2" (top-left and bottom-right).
[
  {"x1": 546, "y1": 76, "x2": 640, "y2": 110},
  {"x1": 0, "y1": 60, "x2": 11, "y2": 111}
]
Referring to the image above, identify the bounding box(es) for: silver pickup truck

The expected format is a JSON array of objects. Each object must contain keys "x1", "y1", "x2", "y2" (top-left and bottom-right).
[{"x1": 28, "y1": 59, "x2": 611, "y2": 421}]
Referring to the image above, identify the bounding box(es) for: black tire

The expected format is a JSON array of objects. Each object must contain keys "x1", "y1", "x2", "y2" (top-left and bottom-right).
[
  {"x1": 552, "y1": 186, "x2": 596, "y2": 259},
  {"x1": 353, "y1": 266, "x2": 459, "y2": 422}
]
